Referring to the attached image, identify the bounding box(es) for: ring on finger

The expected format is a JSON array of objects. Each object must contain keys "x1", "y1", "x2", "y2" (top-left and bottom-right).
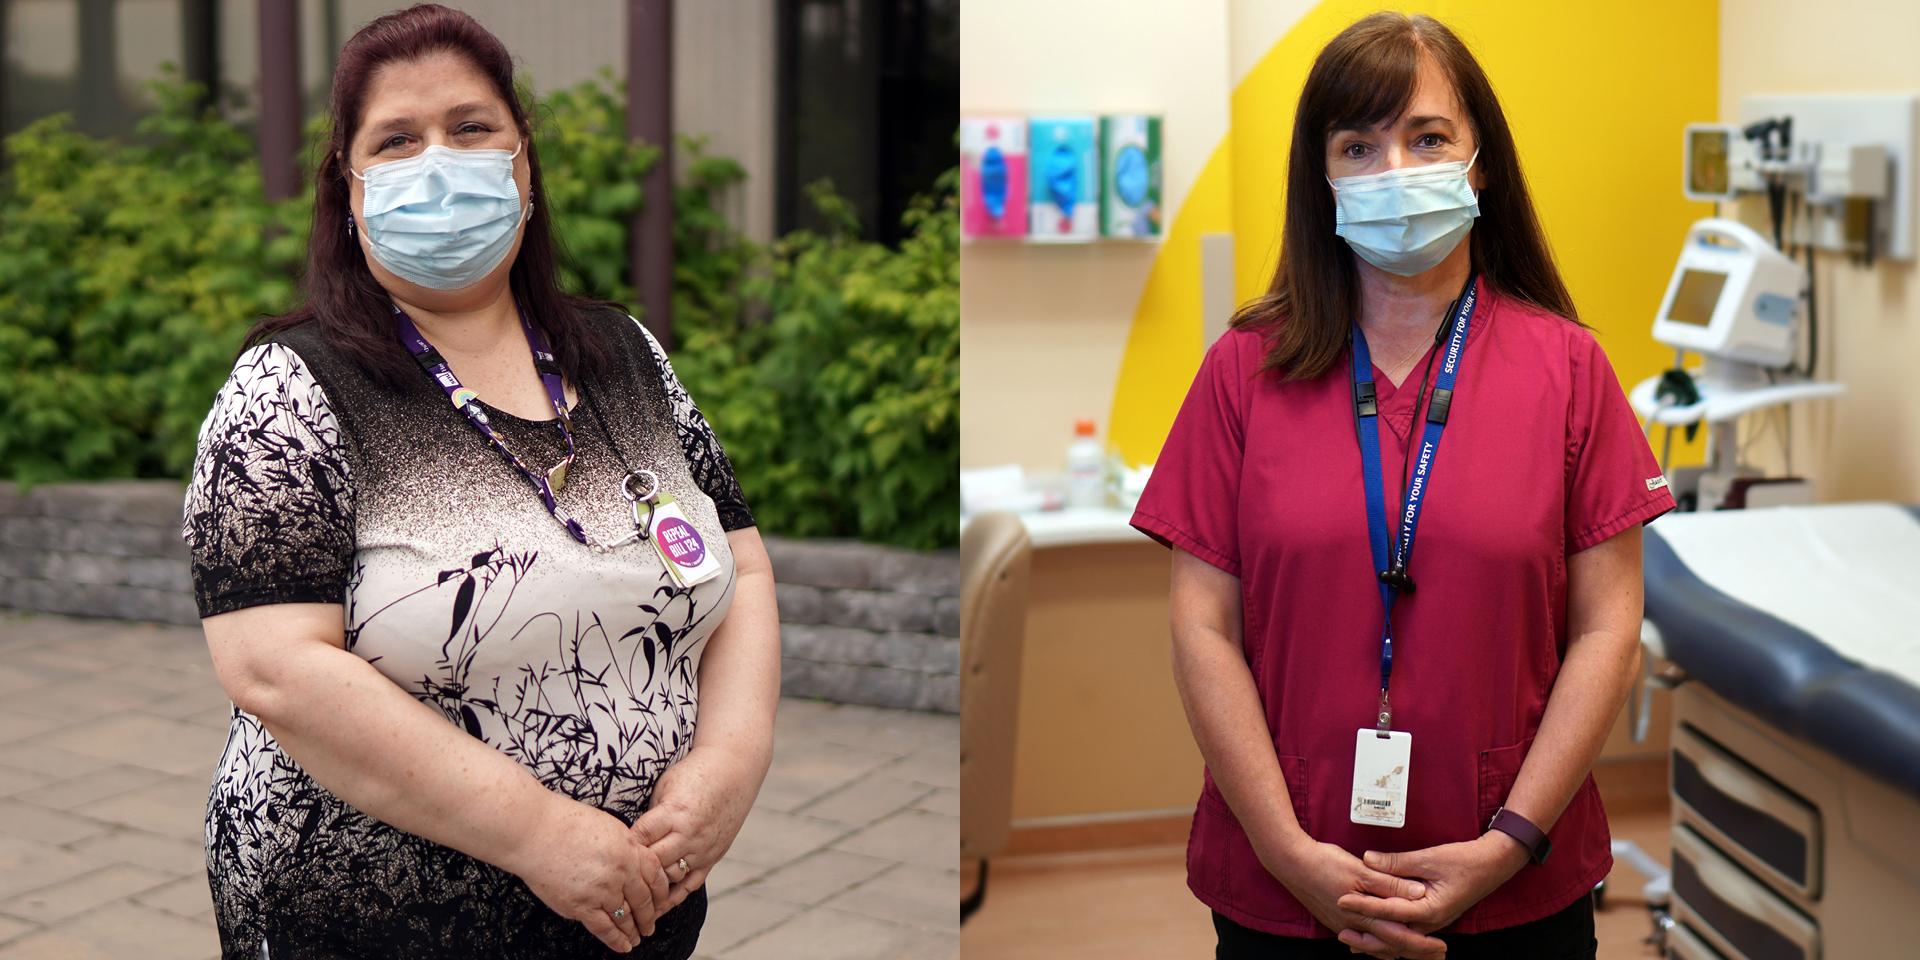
[
  {"x1": 611, "y1": 903, "x2": 629, "y2": 921},
  {"x1": 675, "y1": 856, "x2": 691, "y2": 879}
]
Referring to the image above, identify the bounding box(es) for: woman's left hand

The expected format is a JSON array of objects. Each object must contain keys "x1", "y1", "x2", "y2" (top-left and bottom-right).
[
  {"x1": 630, "y1": 747, "x2": 761, "y2": 912},
  {"x1": 1332, "y1": 833, "x2": 1530, "y2": 952}
]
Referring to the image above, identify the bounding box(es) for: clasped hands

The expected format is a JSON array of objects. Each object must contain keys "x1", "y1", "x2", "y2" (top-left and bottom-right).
[
  {"x1": 513, "y1": 748, "x2": 756, "y2": 954},
  {"x1": 1271, "y1": 831, "x2": 1531, "y2": 959}
]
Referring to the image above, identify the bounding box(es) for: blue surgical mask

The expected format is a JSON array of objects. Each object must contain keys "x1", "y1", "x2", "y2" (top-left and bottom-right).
[
  {"x1": 1328, "y1": 149, "x2": 1480, "y2": 276},
  {"x1": 351, "y1": 139, "x2": 531, "y2": 290}
]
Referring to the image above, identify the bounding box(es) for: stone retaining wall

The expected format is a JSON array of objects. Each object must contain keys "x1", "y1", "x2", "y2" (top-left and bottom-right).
[
  {"x1": 764, "y1": 538, "x2": 960, "y2": 714},
  {"x1": 0, "y1": 481, "x2": 200, "y2": 626},
  {"x1": 0, "y1": 481, "x2": 958, "y2": 713}
]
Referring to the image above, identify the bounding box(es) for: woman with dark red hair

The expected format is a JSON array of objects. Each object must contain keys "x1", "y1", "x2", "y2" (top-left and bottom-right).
[
  {"x1": 1130, "y1": 12, "x2": 1675, "y2": 959},
  {"x1": 181, "y1": 6, "x2": 777, "y2": 957}
]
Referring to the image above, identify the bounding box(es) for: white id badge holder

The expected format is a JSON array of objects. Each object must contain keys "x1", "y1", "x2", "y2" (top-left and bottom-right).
[
  {"x1": 648, "y1": 493, "x2": 723, "y2": 588},
  {"x1": 1350, "y1": 727, "x2": 1412, "y2": 828}
]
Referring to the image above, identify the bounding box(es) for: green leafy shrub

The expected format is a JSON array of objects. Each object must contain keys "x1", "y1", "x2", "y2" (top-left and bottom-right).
[
  {"x1": 0, "y1": 67, "x2": 305, "y2": 481},
  {"x1": 0, "y1": 68, "x2": 957, "y2": 550}
]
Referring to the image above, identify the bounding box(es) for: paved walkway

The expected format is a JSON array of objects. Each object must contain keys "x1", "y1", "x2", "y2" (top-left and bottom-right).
[{"x1": 0, "y1": 611, "x2": 958, "y2": 959}]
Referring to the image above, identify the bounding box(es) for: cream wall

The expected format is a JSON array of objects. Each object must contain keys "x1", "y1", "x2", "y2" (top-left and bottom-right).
[
  {"x1": 1721, "y1": 0, "x2": 1920, "y2": 502},
  {"x1": 958, "y1": 0, "x2": 1234, "y2": 473},
  {"x1": 959, "y1": 0, "x2": 1245, "y2": 827}
]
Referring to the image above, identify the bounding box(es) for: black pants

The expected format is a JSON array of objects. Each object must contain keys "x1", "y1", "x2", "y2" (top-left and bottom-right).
[{"x1": 1214, "y1": 891, "x2": 1596, "y2": 960}]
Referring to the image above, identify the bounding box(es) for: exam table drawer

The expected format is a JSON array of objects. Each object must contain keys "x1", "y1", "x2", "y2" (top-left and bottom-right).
[
  {"x1": 1672, "y1": 823, "x2": 1819, "y2": 960},
  {"x1": 1672, "y1": 723, "x2": 1822, "y2": 901},
  {"x1": 1668, "y1": 919, "x2": 1730, "y2": 960}
]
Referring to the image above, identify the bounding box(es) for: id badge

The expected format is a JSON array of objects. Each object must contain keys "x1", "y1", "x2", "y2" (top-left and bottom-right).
[
  {"x1": 1350, "y1": 728, "x2": 1412, "y2": 828},
  {"x1": 649, "y1": 494, "x2": 722, "y2": 588}
]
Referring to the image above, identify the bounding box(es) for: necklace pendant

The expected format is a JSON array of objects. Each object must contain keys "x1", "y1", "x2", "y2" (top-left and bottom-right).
[{"x1": 546, "y1": 460, "x2": 568, "y2": 492}]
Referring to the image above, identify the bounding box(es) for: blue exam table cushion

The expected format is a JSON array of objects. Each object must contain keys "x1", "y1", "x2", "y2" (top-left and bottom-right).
[{"x1": 1642, "y1": 503, "x2": 1920, "y2": 801}]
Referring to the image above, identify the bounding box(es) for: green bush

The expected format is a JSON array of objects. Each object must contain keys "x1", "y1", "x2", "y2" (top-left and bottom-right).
[
  {"x1": 0, "y1": 68, "x2": 957, "y2": 550},
  {"x1": 0, "y1": 67, "x2": 304, "y2": 482}
]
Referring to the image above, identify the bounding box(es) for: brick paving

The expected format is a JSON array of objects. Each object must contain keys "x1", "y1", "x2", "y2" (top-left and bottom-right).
[{"x1": 0, "y1": 611, "x2": 958, "y2": 959}]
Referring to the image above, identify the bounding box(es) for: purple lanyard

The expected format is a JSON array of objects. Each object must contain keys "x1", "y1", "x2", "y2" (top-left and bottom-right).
[{"x1": 390, "y1": 302, "x2": 591, "y2": 544}]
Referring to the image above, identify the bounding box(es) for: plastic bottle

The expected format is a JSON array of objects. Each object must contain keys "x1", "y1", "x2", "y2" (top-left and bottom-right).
[{"x1": 1066, "y1": 419, "x2": 1107, "y2": 509}]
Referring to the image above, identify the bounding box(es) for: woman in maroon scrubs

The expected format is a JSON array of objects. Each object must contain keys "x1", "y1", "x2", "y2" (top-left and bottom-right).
[{"x1": 1129, "y1": 13, "x2": 1676, "y2": 960}]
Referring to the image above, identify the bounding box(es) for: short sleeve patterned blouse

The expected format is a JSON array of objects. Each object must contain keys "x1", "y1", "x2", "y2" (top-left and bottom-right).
[{"x1": 180, "y1": 304, "x2": 753, "y2": 960}]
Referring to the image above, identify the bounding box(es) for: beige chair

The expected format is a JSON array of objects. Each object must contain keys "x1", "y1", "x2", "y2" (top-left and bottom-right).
[{"x1": 959, "y1": 512, "x2": 1033, "y2": 923}]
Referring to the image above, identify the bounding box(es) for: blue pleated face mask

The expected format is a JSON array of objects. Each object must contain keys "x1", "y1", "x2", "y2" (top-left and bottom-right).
[
  {"x1": 1327, "y1": 148, "x2": 1480, "y2": 277},
  {"x1": 351, "y1": 138, "x2": 531, "y2": 290}
]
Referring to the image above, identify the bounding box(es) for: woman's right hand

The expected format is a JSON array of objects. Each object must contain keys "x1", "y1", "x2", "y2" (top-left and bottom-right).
[
  {"x1": 1264, "y1": 837, "x2": 1448, "y2": 959},
  {"x1": 507, "y1": 794, "x2": 673, "y2": 954}
]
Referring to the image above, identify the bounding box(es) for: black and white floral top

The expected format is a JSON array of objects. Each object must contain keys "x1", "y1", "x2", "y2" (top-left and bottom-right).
[{"x1": 180, "y1": 304, "x2": 752, "y2": 960}]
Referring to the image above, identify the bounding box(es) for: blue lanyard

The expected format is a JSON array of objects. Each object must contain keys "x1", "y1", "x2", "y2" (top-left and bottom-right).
[{"x1": 1349, "y1": 273, "x2": 1478, "y2": 730}]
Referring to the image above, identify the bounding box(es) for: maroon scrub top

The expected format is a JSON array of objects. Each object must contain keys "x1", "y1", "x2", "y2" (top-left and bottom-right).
[{"x1": 1130, "y1": 275, "x2": 1677, "y2": 937}]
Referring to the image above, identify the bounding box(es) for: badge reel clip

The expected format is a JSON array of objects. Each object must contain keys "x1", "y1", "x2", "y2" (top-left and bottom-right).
[
  {"x1": 1353, "y1": 654, "x2": 1414, "y2": 830},
  {"x1": 623, "y1": 468, "x2": 661, "y2": 540}
]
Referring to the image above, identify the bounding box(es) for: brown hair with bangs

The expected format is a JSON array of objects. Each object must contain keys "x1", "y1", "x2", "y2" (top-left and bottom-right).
[{"x1": 1230, "y1": 12, "x2": 1583, "y2": 380}]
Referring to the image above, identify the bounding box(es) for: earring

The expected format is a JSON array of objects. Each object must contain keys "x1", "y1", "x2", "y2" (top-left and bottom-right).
[{"x1": 345, "y1": 211, "x2": 356, "y2": 237}]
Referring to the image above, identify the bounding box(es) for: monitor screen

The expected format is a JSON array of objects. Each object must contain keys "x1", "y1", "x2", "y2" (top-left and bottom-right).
[
  {"x1": 1668, "y1": 269, "x2": 1728, "y2": 327},
  {"x1": 1687, "y1": 129, "x2": 1731, "y2": 198}
]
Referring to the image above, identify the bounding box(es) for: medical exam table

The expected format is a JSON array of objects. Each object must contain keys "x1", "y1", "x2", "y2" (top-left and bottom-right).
[{"x1": 1641, "y1": 502, "x2": 1920, "y2": 960}]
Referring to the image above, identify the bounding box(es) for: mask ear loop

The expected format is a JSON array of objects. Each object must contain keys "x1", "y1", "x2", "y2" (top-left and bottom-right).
[
  {"x1": 507, "y1": 137, "x2": 533, "y2": 225},
  {"x1": 342, "y1": 149, "x2": 364, "y2": 235}
]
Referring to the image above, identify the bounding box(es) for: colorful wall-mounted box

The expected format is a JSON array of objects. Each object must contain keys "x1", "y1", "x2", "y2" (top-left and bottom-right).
[
  {"x1": 1100, "y1": 114, "x2": 1162, "y2": 239},
  {"x1": 961, "y1": 116, "x2": 1030, "y2": 239},
  {"x1": 1027, "y1": 114, "x2": 1100, "y2": 243}
]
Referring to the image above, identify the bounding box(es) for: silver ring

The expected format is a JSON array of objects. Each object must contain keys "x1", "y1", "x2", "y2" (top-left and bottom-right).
[
  {"x1": 622, "y1": 469, "x2": 660, "y2": 503},
  {"x1": 611, "y1": 905, "x2": 627, "y2": 920},
  {"x1": 676, "y1": 857, "x2": 690, "y2": 877}
]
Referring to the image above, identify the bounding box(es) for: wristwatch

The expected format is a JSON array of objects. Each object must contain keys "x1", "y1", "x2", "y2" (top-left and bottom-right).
[{"x1": 1486, "y1": 806, "x2": 1551, "y2": 865}]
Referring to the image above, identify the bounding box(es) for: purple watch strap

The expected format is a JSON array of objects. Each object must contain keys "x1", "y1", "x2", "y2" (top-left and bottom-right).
[{"x1": 1486, "y1": 806, "x2": 1551, "y2": 864}]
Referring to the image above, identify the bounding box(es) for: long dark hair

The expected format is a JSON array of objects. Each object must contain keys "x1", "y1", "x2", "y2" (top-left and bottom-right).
[
  {"x1": 1232, "y1": 12, "x2": 1582, "y2": 380},
  {"x1": 243, "y1": 3, "x2": 621, "y2": 391}
]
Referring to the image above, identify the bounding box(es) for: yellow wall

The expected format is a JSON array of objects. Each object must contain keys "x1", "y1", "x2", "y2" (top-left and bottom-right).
[
  {"x1": 1720, "y1": 0, "x2": 1920, "y2": 500},
  {"x1": 1109, "y1": 0, "x2": 1721, "y2": 467}
]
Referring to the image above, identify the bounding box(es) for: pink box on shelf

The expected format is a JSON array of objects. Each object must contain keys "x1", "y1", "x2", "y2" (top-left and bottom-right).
[{"x1": 961, "y1": 116, "x2": 1029, "y2": 238}]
